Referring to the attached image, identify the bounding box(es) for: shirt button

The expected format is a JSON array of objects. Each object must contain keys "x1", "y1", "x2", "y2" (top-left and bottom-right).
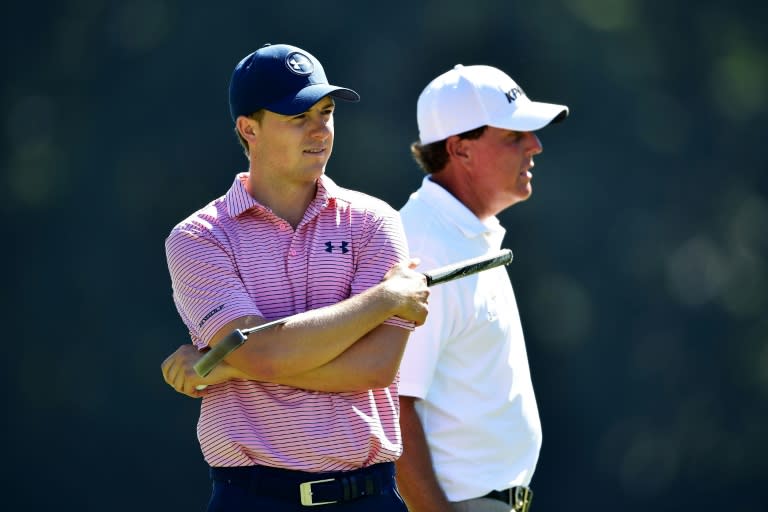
[{"x1": 289, "y1": 249, "x2": 297, "y2": 256}]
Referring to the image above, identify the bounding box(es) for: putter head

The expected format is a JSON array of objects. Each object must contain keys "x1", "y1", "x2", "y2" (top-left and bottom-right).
[{"x1": 193, "y1": 329, "x2": 247, "y2": 378}]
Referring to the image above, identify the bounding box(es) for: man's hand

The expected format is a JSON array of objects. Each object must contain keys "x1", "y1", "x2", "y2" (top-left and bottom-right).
[
  {"x1": 381, "y1": 259, "x2": 430, "y2": 326},
  {"x1": 161, "y1": 344, "x2": 245, "y2": 397}
]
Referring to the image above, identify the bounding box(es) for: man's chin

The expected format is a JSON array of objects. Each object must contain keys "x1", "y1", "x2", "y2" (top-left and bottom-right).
[{"x1": 515, "y1": 184, "x2": 533, "y2": 202}]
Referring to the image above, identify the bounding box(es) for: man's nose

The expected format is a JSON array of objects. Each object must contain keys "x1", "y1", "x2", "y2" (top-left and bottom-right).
[
  {"x1": 309, "y1": 117, "x2": 331, "y2": 139},
  {"x1": 528, "y1": 132, "x2": 543, "y2": 155}
]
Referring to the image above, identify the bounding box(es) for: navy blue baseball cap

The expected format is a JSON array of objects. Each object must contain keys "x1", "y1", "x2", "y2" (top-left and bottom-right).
[{"x1": 228, "y1": 43, "x2": 360, "y2": 121}]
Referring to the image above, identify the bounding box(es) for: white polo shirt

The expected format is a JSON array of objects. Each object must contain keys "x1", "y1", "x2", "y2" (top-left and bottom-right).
[{"x1": 398, "y1": 176, "x2": 542, "y2": 501}]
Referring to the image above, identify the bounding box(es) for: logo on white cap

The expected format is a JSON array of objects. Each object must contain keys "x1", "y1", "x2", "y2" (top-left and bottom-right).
[
  {"x1": 285, "y1": 52, "x2": 313, "y2": 75},
  {"x1": 505, "y1": 86, "x2": 525, "y2": 103}
]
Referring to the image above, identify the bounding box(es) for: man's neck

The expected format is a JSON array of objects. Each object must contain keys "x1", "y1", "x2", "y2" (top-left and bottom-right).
[
  {"x1": 430, "y1": 170, "x2": 496, "y2": 221},
  {"x1": 247, "y1": 172, "x2": 319, "y2": 229}
]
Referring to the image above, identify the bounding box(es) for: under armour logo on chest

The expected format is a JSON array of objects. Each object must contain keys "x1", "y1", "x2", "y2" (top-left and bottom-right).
[{"x1": 325, "y1": 241, "x2": 350, "y2": 253}]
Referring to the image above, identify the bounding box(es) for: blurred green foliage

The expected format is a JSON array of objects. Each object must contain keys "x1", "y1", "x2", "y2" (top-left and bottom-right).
[{"x1": 3, "y1": 1, "x2": 766, "y2": 510}]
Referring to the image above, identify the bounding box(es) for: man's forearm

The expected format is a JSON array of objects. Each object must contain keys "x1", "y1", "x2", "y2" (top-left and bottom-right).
[
  {"x1": 265, "y1": 324, "x2": 410, "y2": 391},
  {"x1": 221, "y1": 282, "x2": 405, "y2": 381},
  {"x1": 396, "y1": 397, "x2": 454, "y2": 512}
]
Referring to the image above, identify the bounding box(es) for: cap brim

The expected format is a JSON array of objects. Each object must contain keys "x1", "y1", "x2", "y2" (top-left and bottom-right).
[
  {"x1": 489, "y1": 101, "x2": 569, "y2": 132},
  {"x1": 267, "y1": 84, "x2": 360, "y2": 116}
]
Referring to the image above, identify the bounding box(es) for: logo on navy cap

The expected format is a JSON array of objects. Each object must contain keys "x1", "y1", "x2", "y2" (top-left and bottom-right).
[{"x1": 285, "y1": 52, "x2": 313, "y2": 75}]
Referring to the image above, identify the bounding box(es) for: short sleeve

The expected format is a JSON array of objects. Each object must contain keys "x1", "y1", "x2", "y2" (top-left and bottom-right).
[{"x1": 165, "y1": 223, "x2": 262, "y2": 347}]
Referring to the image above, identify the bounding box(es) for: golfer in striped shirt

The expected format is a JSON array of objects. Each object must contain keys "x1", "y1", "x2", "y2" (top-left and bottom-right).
[{"x1": 161, "y1": 43, "x2": 429, "y2": 512}]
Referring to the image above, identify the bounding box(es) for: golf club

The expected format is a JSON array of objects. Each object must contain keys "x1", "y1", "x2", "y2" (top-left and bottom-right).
[{"x1": 193, "y1": 248, "x2": 513, "y2": 380}]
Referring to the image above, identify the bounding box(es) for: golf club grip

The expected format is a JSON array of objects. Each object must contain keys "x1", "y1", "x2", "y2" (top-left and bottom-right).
[
  {"x1": 193, "y1": 330, "x2": 246, "y2": 378},
  {"x1": 423, "y1": 249, "x2": 513, "y2": 286}
]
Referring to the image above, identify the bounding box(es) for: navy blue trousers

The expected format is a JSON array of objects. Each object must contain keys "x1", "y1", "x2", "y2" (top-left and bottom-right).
[{"x1": 206, "y1": 463, "x2": 408, "y2": 512}]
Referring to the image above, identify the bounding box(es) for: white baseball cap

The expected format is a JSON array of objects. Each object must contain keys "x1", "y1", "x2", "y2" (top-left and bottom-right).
[{"x1": 417, "y1": 64, "x2": 569, "y2": 145}]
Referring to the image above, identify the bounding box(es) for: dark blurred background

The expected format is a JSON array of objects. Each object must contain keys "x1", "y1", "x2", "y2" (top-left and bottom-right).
[{"x1": 4, "y1": 0, "x2": 767, "y2": 510}]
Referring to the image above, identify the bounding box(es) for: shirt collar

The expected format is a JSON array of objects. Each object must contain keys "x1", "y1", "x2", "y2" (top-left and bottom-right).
[
  {"x1": 225, "y1": 173, "x2": 340, "y2": 219},
  {"x1": 418, "y1": 176, "x2": 506, "y2": 243}
]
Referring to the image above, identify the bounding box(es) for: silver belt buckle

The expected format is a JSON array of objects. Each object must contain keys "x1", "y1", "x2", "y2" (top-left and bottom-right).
[
  {"x1": 512, "y1": 486, "x2": 533, "y2": 512},
  {"x1": 299, "y1": 478, "x2": 337, "y2": 506}
]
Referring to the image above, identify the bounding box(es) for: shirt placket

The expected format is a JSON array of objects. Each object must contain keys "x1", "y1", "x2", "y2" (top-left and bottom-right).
[{"x1": 285, "y1": 219, "x2": 309, "y2": 314}]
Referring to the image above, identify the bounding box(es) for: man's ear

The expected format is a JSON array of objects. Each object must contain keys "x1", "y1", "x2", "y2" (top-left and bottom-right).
[
  {"x1": 446, "y1": 135, "x2": 470, "y2": 161},
  {"x1": 236, "y1": 116, "x2": 259, "y2": 140}
]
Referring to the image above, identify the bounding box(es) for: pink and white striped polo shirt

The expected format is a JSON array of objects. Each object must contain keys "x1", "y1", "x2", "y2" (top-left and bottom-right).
[{"x1": 165, "y1": 172, "x2": 413, "y2": 471}]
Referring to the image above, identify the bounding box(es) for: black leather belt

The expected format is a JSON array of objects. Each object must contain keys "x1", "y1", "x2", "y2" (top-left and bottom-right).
[
  {"x1": 210, "y1": 462, "x2": 394, "y2": 506},
  {"x1": 484, "y1": 486, "x2": 533, "y2": 511}
]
